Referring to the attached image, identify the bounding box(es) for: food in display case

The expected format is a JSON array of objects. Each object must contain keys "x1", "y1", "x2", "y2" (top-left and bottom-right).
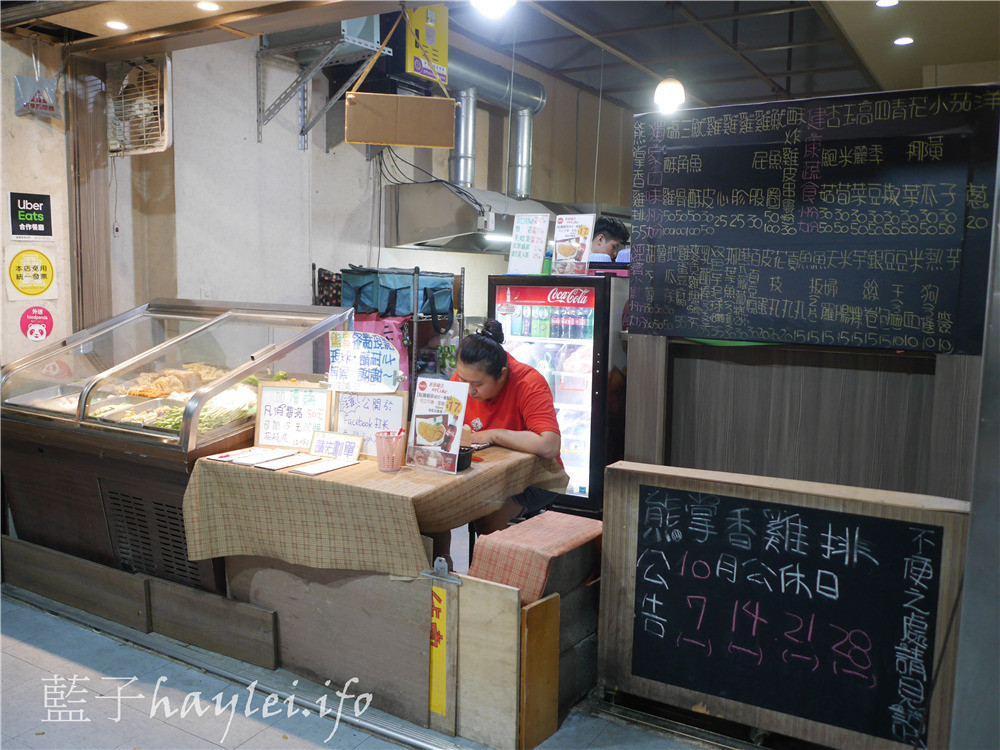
[{"x1": 1, "y1": 299, "x2": 354, "y2": 594}]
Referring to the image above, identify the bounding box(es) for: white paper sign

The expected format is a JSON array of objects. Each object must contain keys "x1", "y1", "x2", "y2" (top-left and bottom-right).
[
  {"x1": 407, "y1": 377, "x2": 469, "y2": 474},
  {"x1": 332, "y1": 391, "x2": 407, "y2": 456},
  {"x1": 255, "y1": 383, "x2": 331, "y2": 450},
  {"x1": 551, "y1": 213, "x2": 596, "y2": 275},
  {"x1": 507, "y1": 213, "x2": 550, "y2": 274},
  {"x1": 328, "y1": 331, "x2": 401, "y2": 392}
]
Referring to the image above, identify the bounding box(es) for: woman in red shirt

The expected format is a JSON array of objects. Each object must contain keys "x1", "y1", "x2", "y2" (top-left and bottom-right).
[{"x1": 431, "y1": 320, "x2": 564, "y2": 565}]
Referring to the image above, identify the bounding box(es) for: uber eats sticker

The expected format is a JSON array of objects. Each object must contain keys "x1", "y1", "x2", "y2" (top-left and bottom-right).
[
  {"x1": 10, "y1": 192, "x2": 53, "y2": 241},
  {"x1": 7, "y1": 248, "x2": 56, "y2": 299}
]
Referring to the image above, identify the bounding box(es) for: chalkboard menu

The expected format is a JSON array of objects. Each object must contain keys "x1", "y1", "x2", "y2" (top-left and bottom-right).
[
  {"x1": 629, "y1": 85, "x2": 999, "y2": 354},
  {"x1": 597, "y1": 464, "x2": 970, "y2": 749},
  {"x1": 632, "y1": 484, "x2": 942, "y2": 746}
]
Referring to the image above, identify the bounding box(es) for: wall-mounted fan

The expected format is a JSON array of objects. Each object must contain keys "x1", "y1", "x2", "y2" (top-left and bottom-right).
[{"x1": 106, "y1": 54, "x2": 172, "y2": 156}]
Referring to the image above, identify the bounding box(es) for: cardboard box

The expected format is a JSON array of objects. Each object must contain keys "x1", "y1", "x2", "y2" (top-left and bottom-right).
[{"x1": 345, "y1": 92, "x2": 455, "y2": 148}]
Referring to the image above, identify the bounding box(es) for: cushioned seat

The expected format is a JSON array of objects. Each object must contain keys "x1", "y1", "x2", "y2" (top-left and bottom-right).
[{"x1": 467, "y1": 511, "x2": 602, "y2": 605}]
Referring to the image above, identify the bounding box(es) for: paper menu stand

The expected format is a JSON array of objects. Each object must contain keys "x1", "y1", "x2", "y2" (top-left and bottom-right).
[
  {"x1": 332, "y1": 391, "x2": 407, "y2": 457},
  {"x1": 255, "y1": 381, "x2": 331, "y2": 451},
  {"x1": 407, "y1": 377, "x2": 469, "y2": 474},
  {"x1": 551, "y1": 213, "x2": 596, "y2": 276},
  {"x1": 507, "y1": 213, "x2": 550, "y2": 275},
  {"x1": 288, "y1": 432, "x2": 364, "y2": 475}
]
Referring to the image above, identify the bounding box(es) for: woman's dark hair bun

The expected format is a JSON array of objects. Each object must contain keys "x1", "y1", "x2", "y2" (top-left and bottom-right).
[{"x1": 478, "y1": 319, "x2": 505, "y2": 345}]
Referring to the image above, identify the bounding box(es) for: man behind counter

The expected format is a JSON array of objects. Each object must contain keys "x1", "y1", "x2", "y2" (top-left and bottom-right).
[{"x1": 588, "y1": 216, "x2": 630, "y2": 262}]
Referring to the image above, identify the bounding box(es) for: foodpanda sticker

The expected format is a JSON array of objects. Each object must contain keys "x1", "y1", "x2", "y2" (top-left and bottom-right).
[{"x1": 20, "y1": 306, "x2": 53, "y2": 341}]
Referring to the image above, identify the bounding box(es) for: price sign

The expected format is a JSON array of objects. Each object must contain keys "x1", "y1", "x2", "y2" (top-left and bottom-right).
[{"x1": 328, "y1": 331, "x2": 401, "y2": 392}]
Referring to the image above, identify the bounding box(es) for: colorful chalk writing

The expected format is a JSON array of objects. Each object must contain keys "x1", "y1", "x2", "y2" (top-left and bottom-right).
[
  {"x1": 631, "y1": 485, "x2": 944, "y2": 747},
  {"x1": 629, "y1": 85, "x2": 999, "y2": 354}
]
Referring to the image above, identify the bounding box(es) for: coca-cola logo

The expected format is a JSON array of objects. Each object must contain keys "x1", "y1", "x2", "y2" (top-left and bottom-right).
[{"x1": 546, "y1": 288, "x2": 590, "y2": 305}]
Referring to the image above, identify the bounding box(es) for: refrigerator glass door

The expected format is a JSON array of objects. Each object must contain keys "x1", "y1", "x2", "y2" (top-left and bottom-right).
[{"x1": 493, "y1": 283, "x2": 596, "y2": 498}]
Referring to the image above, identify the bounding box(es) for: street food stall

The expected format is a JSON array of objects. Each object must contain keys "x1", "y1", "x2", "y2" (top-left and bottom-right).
[{"x1": 1, "y1": 298, "x2": 352, "y2": 593}]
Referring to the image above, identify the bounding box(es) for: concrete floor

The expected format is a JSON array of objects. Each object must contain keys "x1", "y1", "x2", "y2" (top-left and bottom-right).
[{"x1": 0, "y1": 588, "x2": 737, "y2": 750}]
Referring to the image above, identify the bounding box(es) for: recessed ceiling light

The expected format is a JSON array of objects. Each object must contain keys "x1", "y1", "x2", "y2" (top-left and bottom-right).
[
  {"x1": 106, "y1": 20, "x2": 129, "y2": 30},
  {"x1": 875, "y1": 0, "x2": 899, "y2": 7},
  {"x1": 196, "y1": 2, "x2": 221, "y2": 10},
  {"x1": 894, "y1": 36, "x2": 914, "y2": 45}
]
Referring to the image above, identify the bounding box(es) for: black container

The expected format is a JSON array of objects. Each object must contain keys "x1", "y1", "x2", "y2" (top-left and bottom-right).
[{"x1": 457, "y1": 446, "x2": 473, "y2": 471}]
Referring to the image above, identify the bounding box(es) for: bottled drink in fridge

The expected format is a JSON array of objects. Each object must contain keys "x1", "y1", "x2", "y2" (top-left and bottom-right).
[
  {"x1": 534, "y1": 305, "x2": 550, "y2": 338},
  {"x1": 584, "y1": 308, "x2": 594, "y2": 339},
  {"x1": 551, "y1": 308, "x2": 563, "y2": 339},
  {"x1": 511, "y1": 304, "x2": 523, "y2": 336},
  {"x1": 521, "y1": 305, "x2": 532, "y2": 337}
]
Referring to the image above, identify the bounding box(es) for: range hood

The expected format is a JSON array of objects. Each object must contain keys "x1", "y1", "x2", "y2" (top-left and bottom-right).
[{"x1": 384, "y1": 181, "x2": 575, "y2": 254}]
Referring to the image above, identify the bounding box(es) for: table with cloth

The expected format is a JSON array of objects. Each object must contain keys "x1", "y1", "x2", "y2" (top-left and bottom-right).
[{"x1": 182, "y1": 446, "x2": 568, "y2": 577}]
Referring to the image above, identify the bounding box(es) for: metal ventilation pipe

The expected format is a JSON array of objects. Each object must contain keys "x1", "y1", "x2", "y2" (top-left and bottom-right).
[
  {"x1": 445, "y1": 47, "x2": 546, "y2": 194},
  {"x1": 510, "y1": 109, "x2": 533, "y2": 199},
  {"x1": 449, "y1": 88, "x2": 477, "y2": 188}
]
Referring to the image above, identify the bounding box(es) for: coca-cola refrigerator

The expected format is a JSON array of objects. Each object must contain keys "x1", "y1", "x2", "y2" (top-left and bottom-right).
[{"x1": 488, "y1": 272, "x2": 628, "y2": 515}]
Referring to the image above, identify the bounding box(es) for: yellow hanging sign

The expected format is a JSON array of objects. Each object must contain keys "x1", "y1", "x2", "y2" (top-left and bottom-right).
[{"x1": 406, "y1": 4, "x2": 448, "y2": 85}]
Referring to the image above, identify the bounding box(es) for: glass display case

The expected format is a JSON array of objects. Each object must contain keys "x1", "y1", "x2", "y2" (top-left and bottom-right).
[
  {"x1": 3, "y1": 299, "x2": 352, "y2": 452},
  {"x1": 1, "y1": 299, "x2": 352, "y2": 593}
]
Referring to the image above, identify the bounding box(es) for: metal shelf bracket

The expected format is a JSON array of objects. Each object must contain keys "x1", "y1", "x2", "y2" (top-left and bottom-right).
[{"x1": 255, "y1": 34, "x2": 388, "y2": 145}]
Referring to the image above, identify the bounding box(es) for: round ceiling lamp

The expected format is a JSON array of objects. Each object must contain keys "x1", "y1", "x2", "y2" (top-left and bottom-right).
[
  {"x1": 654, "y1": 73, "x2": 686, "y2": 114},
  {"x1": 471, "y1": 0, "x2": 516, "y2": 19}
]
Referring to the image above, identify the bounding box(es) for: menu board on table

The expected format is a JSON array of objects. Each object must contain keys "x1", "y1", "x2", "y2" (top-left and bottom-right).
[
  {"x1": 328, "y1": 331, "x2": 401, "y2": 393},
  {"x1": 629, "y1": 84, "x2": 999, "y2": 354},
  {"x1": 332, "y1": 391, "x2": 408, "y2": 456},
  {"x1": 551, "y1": 214, "x2": 596, "y2": 275},
  {"x1": 407, "y1": 377, "x2": 468, "y2": 474},
  {"x1": 255, "y1": 382, "x2": 331, "y2": 450},
  {"x1": 507, "y1": 213, "x2": 550, "y2": 275}
]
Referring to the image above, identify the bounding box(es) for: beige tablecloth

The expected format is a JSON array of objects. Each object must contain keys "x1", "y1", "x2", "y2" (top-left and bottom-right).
[{"x1": 183, "y1": 448, "x2": 568, "y2": 577}]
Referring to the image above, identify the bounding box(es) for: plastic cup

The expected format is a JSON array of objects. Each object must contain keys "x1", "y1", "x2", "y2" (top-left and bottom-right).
[{"x1": 375, "y1": 430, "x2": 406, "y2": 472}]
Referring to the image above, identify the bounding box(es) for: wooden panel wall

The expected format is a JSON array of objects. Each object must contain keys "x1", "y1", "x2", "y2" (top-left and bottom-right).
[
  {"x1": 624, "y1": 336, "x2": 980, "y2": 500},
  {"x1": 66, "y1": 56, "x2": 113, "y2": 330}
]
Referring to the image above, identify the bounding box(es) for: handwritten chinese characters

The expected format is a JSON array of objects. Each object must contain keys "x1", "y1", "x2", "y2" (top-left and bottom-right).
[
  {"x1": 256, "y1": 384, "x2": 330, "y2": 450},
  {"x1": 631, "y1": 484, "x2": 943, "y2": 747},
  {"x1": 629, "y1": 85, "x2": 999, "y2": 354},
  {"x1": 328, "y1": 331, "x2": 400, "y2": 393}
]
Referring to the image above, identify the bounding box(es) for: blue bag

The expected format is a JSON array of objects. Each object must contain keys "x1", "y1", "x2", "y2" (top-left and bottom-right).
[
  {"x1": 377, "y1": 268, "x2": 454, "y2": 333},
  {"x1": 340, "y1": 265, "x2": 380, "y2": 314}
]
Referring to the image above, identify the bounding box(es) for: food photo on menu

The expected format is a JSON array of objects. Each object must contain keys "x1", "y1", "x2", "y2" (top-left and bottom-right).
[{"x1": 406, "y1": 378, "x2": 468, "y2": 474}]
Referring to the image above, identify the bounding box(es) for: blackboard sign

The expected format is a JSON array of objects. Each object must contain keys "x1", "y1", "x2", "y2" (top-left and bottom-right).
[
  {"x1": 629, "y1": 85, "x2": 999, "y2": 355},
  {"x1": 598, "y1": 463, "x2": 970, "y2": 750},
  {"x1": 632, "y1": 484, "x2": 941, "y2": 746}
]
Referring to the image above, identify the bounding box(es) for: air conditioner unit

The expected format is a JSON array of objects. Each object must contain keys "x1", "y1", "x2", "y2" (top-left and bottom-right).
[{"x1": 106, "y1": 54, "x2": 172, "y2": 156}]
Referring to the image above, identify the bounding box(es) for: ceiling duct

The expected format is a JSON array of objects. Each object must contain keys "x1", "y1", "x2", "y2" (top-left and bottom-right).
[{"x1": 446, "y1": 46, "x2": 545, "y2": 198}]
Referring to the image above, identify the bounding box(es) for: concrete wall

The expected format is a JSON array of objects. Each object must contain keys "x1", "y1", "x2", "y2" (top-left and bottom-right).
[
  {"x1": 101, "y1": 29, "x2": 632, "y2": 323},
  {"x1": 1, "y1": 37, "x2": 72, "y2": 364}
]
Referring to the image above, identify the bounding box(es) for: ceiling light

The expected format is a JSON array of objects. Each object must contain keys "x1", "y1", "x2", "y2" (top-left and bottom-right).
[
  {"x1": 471, "y1": 0, "x2": 516, "y2": 19},
  {"x1": 196, "y1": 1, "x2": 221, "y2": 10},
  {"x1": 875, "y1": 0, "x2": 898, "y2": 7},
  {"x1": 654, "y1": 75, "x2": 685, "y2": 114},
  {"x1": 106, "y1": 20, "x2": 129, "y2": 30},
  {"x1": 894, "y1": 36, "x2": 914, "y2": 45}
]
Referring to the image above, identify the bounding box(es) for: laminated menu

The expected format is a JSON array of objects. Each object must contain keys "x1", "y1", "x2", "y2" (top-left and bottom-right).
[{"x1": 407, "y1": 377, "x2": 468, "y2": 474}]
